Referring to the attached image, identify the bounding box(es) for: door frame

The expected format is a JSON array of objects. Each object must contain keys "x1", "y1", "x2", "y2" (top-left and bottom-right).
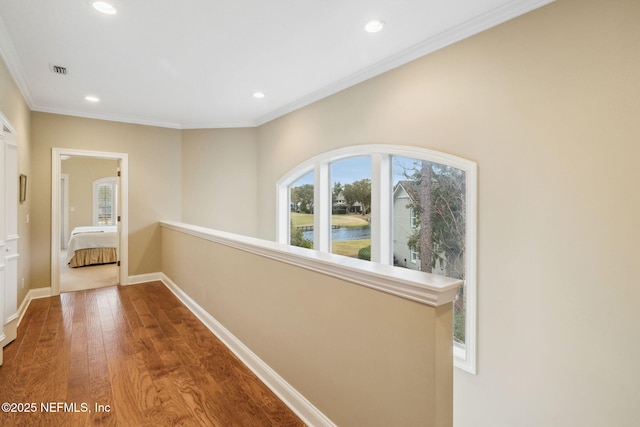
[
  {"x1": 60, "y1": 173, "x2": 69, "y2": 249},
  {"x1": 51, "y1": 148, "x2": 129, "y2": 295}
]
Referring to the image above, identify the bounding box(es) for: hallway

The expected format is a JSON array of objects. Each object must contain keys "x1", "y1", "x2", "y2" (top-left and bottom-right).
[{"x1": 0, "y1": 282, "x2": 304, "y2": 426}]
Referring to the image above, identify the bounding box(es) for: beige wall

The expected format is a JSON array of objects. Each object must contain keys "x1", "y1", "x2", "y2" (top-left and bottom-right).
[
  {"x1": 61, "y1": 157, "x2": 119, "y2": 237},
  {"x1": 161, "y1": 225, "x2": 453, "y2": 426},
  {"x1": 256, "y1": 0, "x2": 640, "y2": 425},
  {"x1": 2, "y1": 0, "x2": 640, "y2": 424},
  {"x1": 181, "y1": 128, "x2": 258, "y2": 236},
  {"x1": 0, "y1": 55, "x2": 32, "y2": 306},
  {"x1": 30, "y1": 113, "x2": 182, "y2": 285}
]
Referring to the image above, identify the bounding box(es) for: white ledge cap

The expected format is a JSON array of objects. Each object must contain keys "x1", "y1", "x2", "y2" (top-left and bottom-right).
[{"x1": 160, "y1": 221, "x2": 462, "y2": 307}]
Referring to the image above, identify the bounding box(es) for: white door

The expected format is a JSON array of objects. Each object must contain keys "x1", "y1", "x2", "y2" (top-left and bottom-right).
[
  {"x1": 0, "y1": 115, "x2": 19, "y2": 363},
  {"x1": 116, "y1": 164, "x2": 121, "y2": 283}
]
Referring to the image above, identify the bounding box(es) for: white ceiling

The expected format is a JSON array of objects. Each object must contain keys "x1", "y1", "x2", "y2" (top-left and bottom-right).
[{"x1": 0, "y1": 0, "x2": 552, "y2": 129}]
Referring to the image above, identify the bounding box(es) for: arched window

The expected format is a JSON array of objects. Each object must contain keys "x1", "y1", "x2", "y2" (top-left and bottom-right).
[
  {"x1": 277, "y1": 145, "x2": 477, "y2": 373},
  {"x1": 93, "y1": 177, "x2": 117, "y2": 226}
]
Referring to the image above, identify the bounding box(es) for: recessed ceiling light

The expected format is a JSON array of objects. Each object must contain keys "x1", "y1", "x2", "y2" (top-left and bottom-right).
[
  {"x1": 93, "y1": 1, "x2": 117, "y2": 15},
  {"x1": 253, "y1": 92, "x2": 265, "y2": 99},
  {"x1": 365, "y1": 19, "x2": 385, "y2": 33},
  {"x1": 85, "y1": 95, "x2": 100, "y2": 103}
]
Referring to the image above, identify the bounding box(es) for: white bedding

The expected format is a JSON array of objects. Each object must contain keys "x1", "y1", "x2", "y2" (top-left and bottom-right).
[{"x1": 66, "y1": 226, "x2": 118, "y2": 264}]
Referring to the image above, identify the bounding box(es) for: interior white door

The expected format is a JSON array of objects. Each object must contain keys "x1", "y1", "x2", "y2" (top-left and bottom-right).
[
  {"x1": 0, "y1": 126, "x2": 5, "y2": 365},
  {"x1": 0, "y1": 114, "x2": 19, "y2": 363},
  {"x1": 116, "y1": 164, "x2": 121, "y2": 283}
]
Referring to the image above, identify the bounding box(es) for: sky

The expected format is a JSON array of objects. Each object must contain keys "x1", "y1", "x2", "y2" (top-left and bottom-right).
[
  {"x1": 291, "y1": 155, "x2": 421, "y2": 187},
  {"x1": 332, "y1": 156, "x2": 371, "y2": 185},
  {"x1": 291, "y1": 156, "x2": 370, "y2": 186}
]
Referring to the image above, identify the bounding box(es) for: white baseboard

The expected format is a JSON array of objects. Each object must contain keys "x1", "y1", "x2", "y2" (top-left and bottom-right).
[
  {"x1": 158, "y1": 272, "x2": 335, "y2": 427},
  {"x1": 16, "y1": 287, "x2": 52, "y2": 328},
  {"x1": 127, "y1": 272, "x2": 163, "y2": 285},
  {"x1": 13, "y1": 276, "x2": 334, "y2": 425}
]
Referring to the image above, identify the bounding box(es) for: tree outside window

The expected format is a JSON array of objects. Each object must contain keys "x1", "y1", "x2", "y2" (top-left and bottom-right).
[
  {"x1": 278, "y1": 146, "x2": 477, "y2": 373},
  {"x1": 393, "y1": 156, "x2": 466, "y2": 344},
  {"x1": 289, "y1": 171, "x2": 314, "y2": 249}
]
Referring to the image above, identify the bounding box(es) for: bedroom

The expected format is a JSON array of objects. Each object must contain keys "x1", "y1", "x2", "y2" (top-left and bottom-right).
[{"x1": 59, "y1": 155, "x2": 120, "y2": 292}]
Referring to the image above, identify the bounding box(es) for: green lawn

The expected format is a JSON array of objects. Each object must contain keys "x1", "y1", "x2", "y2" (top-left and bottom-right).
[
  {"x1": 291, "y1": 212, "x2": 370, "y2": 259},
  {"x1": 291, "y1": 212, "x2": 369, "y2": 227},
  {"x1": 290, "y1": 212, "x2": 314, "y2": 227},
  {"x1": 332, "y1": 239, "x2": 371, "y2": 258}
]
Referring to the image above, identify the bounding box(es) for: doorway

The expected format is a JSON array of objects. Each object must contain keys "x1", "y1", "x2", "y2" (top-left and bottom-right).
[{"x1": 51, "y1": 148, "x2": 129, "y2": 295}]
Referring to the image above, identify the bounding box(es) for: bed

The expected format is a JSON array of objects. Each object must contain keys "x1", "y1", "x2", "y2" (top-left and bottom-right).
[{"x1": 66, "y1": 226, "x2": 118, "y2": 268}]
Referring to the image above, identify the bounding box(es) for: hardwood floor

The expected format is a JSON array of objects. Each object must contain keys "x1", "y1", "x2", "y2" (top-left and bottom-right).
[{"x1": 0, "y1": 281, "x2": 305, "y2": 426}]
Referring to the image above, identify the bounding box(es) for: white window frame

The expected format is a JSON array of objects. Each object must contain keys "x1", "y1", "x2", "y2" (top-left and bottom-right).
[
  {"x1": 276, "y1": 144, "x2": 477, "y2": 374},
  {"x1": 410, "y1": 246, "x2": 419, "y2": 264},
  {"x1": 410, "y1": 207, "x2": 419, "y2": 229},
  {"x1": 93, "y1": 177, "x2": 117, "y2": 226}
]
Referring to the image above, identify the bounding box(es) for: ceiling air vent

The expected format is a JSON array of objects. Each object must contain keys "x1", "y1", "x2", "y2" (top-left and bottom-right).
[{"x1": 51, "y1": 65, "x2": 67, "y2": 75}]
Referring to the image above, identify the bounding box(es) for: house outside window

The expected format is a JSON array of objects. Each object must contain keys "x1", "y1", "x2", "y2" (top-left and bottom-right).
[
  {"x1": 330, "y1": 156, "x2": 371, "y2": 260},
  {"x1": 277, "y1": 145, "x2": 477, "y2": 373}
]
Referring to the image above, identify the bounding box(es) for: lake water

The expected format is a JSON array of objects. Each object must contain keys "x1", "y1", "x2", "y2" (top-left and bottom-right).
[{"x1": 303, "y1": 225, "x2": 371, "y2": 242}]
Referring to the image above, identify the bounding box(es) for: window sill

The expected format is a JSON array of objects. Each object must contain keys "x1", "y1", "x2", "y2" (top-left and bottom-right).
[{"x1": 160, "y1": 220, "x2": 462, "y2": 307}]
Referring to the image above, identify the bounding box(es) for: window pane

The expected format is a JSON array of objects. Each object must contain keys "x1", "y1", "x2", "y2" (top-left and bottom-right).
[
  {"x1": 330, "y1": 156, "x2": 371, "y2": 260},
  {"x1": 392, "y1": 156, "x2": 466, "y2": 344},
  {"x1": 278, "y1": 146, "x2": 476, "y2": 371},
  {"x1": 94, "y1": 178, "x2": 117, "y2": 226},
  {"x1": 289, "y1": 171, "x2": 314, "y2": 249},
  {"x1": 98, "y1": 184, "x2": 113, "y2": 225}
]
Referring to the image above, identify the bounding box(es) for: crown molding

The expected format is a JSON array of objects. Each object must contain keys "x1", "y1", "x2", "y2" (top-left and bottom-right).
[
  {"x1": 31, "y1": 106, "x2": 184, "y2": 129},
  {"x1": 1, "y1": 0, "x2": 554, "y2": 130},
  {"x1": 180, "y1": 120, "x2": 257, "y2": 129},
  {"x1": 254, "y1": 0, "x2": 555, "y2": 126},
  {"x1": 32, "y1": 106, "x2": 259, "y2": 130},
  {"x1": 0, "y1": 15, "x2": 34, "y2": 109}
]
